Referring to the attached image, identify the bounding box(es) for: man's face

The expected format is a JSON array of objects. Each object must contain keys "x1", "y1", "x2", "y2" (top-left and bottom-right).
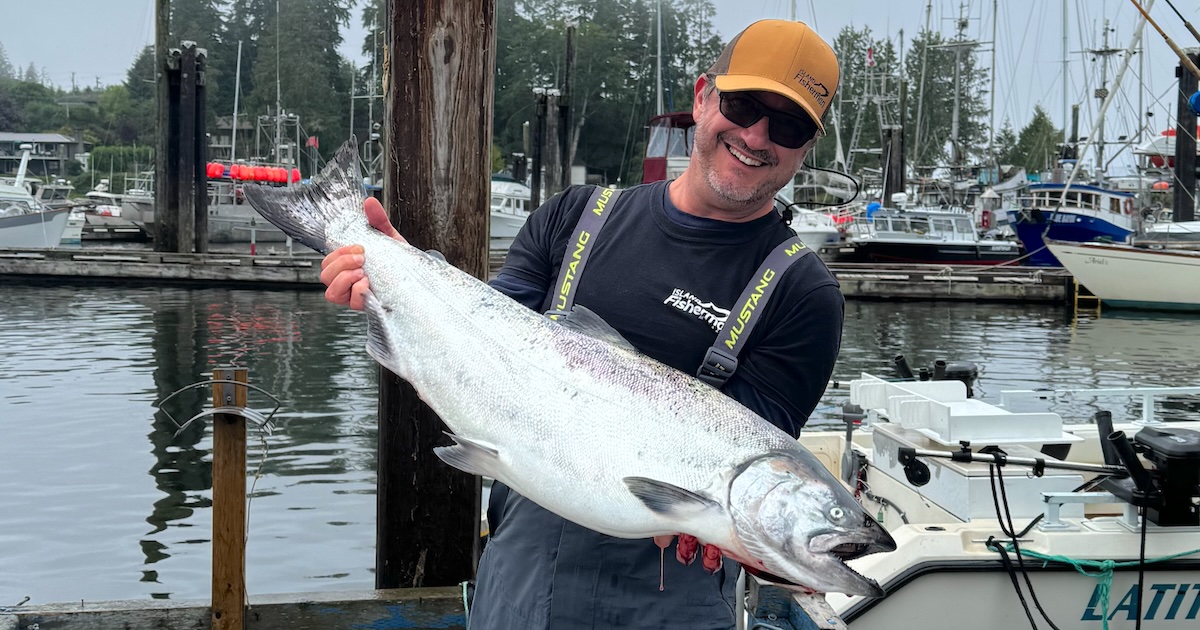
[{"x1": 690, "y1": 78, "x2": 817, "y2": 209}]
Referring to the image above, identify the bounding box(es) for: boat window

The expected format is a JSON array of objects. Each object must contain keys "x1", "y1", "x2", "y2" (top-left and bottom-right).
[
  {"x1": 907, "y1": 217, "x2": 930, "y2": 234},
  {"x1": 491, "y1": 195, "x2": 506, "y2": 210},
  {"x1": 646, "y1": 123, "x2": 670, "y2": 159},
  {"x1": 931, "y1": 217, "x2": 955, "y2": 234},
  {"x1": 1111, "y1": 197, "x2": 1121, "y2": 214},
  {"x1": 667, "y1": 127, "x2": 691, "y2": 158}
]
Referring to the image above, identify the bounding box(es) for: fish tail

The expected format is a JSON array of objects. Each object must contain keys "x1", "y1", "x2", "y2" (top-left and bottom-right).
[{"x1": 241, "y1": 137, "x2": 366, "y2": 254}]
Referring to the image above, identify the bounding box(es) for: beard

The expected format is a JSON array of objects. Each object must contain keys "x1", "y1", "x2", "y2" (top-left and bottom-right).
[{"x1": 692, "y1": 125, "x2": 800, "y2": 208}]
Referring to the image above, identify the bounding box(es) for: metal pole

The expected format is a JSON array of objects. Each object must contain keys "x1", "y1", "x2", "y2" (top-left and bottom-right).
[{"x1": 231, "y1": 41, "x2": 242, "y2": 164}]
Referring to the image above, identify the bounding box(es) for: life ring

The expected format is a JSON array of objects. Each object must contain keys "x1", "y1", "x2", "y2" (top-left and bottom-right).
[{"x1": 1123, "y1": 198, "x2": 1133, "y2": 215}]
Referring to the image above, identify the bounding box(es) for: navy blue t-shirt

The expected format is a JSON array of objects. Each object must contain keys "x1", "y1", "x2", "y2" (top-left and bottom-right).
[{"x1": 472, "y1": 180, "x2": 844, "y2": 630}]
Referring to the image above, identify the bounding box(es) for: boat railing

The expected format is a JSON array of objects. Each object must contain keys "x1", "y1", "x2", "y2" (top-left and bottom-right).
[{"x1": 999, "y1": 386, "x2": 1200, "y2": 425}]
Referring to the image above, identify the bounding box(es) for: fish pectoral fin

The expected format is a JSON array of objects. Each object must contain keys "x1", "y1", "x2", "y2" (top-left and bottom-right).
[
  {"x1": 555, "y1": 305, "x2": 638, "y2": 354},
  {"x1": 623, "y1": 477, "x2": 720, "y2": 517},
  {"x1": 363, "y1": 292, "x2": 403, "y2": 374},
  {"x1": 434, "y1": 432, "x2": 504, "y2": 478}
]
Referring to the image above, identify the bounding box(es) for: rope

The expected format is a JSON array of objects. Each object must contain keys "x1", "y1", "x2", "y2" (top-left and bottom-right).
[{"x1": 990, "y1": 542, "x2": 1200, "y2": 629}]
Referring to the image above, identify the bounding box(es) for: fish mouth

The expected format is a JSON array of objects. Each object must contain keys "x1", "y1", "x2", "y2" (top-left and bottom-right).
[{"x1": 800, "y1": 518, "x2": 897, "y2": 597}]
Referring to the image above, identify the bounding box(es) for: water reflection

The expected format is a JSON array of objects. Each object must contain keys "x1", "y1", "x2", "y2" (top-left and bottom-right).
[{"x1": 1, "y1": 287, "x2": 1198, "y2": 604}]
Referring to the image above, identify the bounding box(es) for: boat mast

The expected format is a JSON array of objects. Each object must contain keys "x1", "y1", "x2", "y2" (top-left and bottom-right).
[
  {"x1": 274, "y1": 0, "x2": 282, "y2": 164},
  {"x1": 1062, "y1": 0, "x2": 1068, "y2": 145},
  {"x1": 1090, "y1": 20, "x2": 1122, "y2": 184},
  {"x1": 231, "y1": 41, "x2": 242, "y2": 163},
  {"x1": 913, "y1": 0, "x2": 932, "y2": 164},
  {"x1": 655, "y1": 0, "x2": 663, "y2": 117}
]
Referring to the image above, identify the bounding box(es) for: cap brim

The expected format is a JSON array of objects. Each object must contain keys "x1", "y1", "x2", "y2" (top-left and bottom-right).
[{"x1": 714, "y1": 75, "x2": 826, "y2": 133}]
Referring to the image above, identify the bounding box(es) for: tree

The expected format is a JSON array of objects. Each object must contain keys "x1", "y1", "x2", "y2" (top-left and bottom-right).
[
  {"x1": 491, "y1": 0, "x2": 722, "y2": 185},
  {"x1": 244, "y1": 0, "x2": 353, "y2": 157},
  {"x1": 23, "y1": 62, "x2": 38, "y2": 84},
  {"x1": 0, "y1": 43, "x2": 14, "y2": 80},
  {"x1": 903, "y1": 29, "x2": 989, "y2": 170},
  {"x1": 814, "y1": 26, "x2": 901, "y2": 173},
  {"x1": 1009, "y1": 106, "x2": 1061, "y2": 173},
  {"x1": 0, "y1": 81, "x2": 22, "y2": 130},
  {"x1": 994, "y1": 119, "x2": 1019, "y2": 166}
]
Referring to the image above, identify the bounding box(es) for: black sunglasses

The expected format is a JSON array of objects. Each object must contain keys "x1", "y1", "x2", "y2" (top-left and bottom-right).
[{"x1": 717, "y1": 91, "x2": 820, "y2": 149}]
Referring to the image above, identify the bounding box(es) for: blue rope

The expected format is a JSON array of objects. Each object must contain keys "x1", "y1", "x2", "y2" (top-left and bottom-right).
[{"x1": 993, "y1": 543, "x2": 1200, "y2": 629}]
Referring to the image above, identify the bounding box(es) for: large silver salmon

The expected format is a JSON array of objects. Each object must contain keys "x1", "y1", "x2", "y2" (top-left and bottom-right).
[{"x1": 243, "y1": 139, "x2": 895, "y2": 597}]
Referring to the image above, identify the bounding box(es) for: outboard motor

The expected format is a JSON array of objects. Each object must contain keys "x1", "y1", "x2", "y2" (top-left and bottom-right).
[
  {"x1": 1097, "y1": 411, "x2": 1200, "y2": 527},
  {"x1": 891, "y1": 354, "x2": 979, "y2": 398}
]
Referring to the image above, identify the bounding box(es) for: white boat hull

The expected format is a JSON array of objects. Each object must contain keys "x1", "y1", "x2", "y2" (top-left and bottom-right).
[
  {"x1": 0, "y1": 207, "x2": 72, "y2": 248},
  {"x1": 1047, "y1": 241, "x2": 1200, "y2": 311},
  {"x1": 791, "y1": 375, "x2": 1200, "y2": 629}
]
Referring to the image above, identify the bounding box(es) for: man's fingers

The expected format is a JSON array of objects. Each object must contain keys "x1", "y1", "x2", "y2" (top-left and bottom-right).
[
  {"x1": 324, "y1": 270, "x2": 366, "y2": 308},
  {"x1": 701, "y1": 544, "x2": 723, "y2": 574},
  {"x1": 676, "y1": 534, "x2": 699, "y2": 565},
  {"x1": 321, "y1": 245, "x2": 363, "y2": 271},
  {"x1": 349, "y1": 277, "x2": 372, "y2": 311},
  {"x1": 364, "y1": 197, "x2": 403, "y2": 241}
]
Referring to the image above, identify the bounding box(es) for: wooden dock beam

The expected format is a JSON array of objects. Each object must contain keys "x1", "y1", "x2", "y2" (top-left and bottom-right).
[{"x1": 0, "y1": 588, "x2": 467, "y2": 630}]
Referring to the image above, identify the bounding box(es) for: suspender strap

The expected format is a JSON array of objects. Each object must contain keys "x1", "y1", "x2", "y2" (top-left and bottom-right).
[
  {"x1": 697, "y1": 235, "x2": 813, "y2": 388},
  {"x1": 545, "y1": 186, "x2": 623, "y2": 319}
]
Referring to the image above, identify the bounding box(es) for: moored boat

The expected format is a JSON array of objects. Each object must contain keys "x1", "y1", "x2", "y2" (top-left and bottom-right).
[
  {"x1": 1008, "y1": 182, "x2": 1137, "y2": 266},
  {"x1": 1046, "y1": 240, "x2": 1200, "y2": 312}
]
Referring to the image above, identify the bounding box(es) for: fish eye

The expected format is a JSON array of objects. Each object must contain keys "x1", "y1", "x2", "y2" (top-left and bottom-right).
[{"x1": 829, "y1": 507, "x2": 845, "y2": 520}]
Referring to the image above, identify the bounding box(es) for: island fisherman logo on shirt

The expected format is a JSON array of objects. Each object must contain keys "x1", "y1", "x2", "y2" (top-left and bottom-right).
[{"x1": 663, "y1": 288, "x2": 730, "y2": 332}]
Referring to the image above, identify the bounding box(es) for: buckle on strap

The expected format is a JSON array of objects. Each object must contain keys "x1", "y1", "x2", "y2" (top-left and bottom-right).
[{"x1": 697, "y1": 347, "x2": 739, "y2": 388}]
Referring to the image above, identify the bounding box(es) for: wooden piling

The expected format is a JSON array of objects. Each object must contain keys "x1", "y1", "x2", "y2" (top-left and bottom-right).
[
  {"x1": 178, "y1": 43, "x2": 199, "y2": 254},
  {"x1": 154, "y1": 0, "x2": 175, "y2": 252},
  {"x1": 1174, "y1": 51, "x2": 1199, "y2": 223},
  {"x1": 194, "y1": 47, "x2": 210, "y2": 254},
  {"x1": 378, "y1": 0, "x2": 493, "y2": 589},
  {"x1": 211, "y1": 367, "x2": 248, "y2": 630}
]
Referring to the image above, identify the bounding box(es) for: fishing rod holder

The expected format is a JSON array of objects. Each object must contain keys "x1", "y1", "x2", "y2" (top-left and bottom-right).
[
  {"x1": 154, "y1": 376, "x2": 281, "y2": 437},
  {"x1": 896, "y1": 443, "x2": 1128, "y2": 489}
]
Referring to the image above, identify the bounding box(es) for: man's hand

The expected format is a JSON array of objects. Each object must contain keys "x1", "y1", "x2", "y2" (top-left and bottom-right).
[
  {"x1": 653, "y1": 534, "x2": 724, "y2": 574},
  {"x1": 319, "y1": 197, "x2": 404, "y2": 310}
]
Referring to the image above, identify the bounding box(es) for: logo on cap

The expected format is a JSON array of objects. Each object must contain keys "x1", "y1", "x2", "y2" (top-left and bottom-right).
[{"x1": 793, "y1": 69, "x2": 829, "y2": 109}]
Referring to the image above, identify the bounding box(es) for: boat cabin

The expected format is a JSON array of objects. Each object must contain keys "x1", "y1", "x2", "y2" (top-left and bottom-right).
[{"x1": 642, "y1": 111, "x2": 694, "y2": 183}]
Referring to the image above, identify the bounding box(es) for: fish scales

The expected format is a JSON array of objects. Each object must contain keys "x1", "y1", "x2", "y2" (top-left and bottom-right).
[{"x1": 242, "y1": 138, "x2": 896, "y2": 597}]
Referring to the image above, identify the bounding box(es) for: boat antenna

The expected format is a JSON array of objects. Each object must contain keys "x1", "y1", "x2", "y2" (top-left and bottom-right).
[{"x1": 1053, "y1": 3, "x2": 1151, "y2": 209}]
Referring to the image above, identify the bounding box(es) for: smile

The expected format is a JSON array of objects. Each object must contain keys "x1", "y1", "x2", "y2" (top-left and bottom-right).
[{"x1": 725, "y1": 141, "x2": 767, "y2": 167}]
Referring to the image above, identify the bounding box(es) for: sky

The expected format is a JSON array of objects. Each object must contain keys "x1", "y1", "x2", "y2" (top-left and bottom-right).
[{"x1": 2, "y1": 0, "x2": 1197, "y2": 167}]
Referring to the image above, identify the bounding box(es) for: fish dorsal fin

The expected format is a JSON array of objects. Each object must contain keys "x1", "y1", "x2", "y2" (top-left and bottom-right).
[
  {"x1": 556, "y1": 305, "x2": 637, "y2": 353},
  {"x1": 434, "y1": 432, "x2": 504, "y2": 478},
  {"x1": 426, "y1": 249, "x2": 446, "y2": 262},
  {"x1": 623, "y1": 477, "x2": 720, "y2": 517},
  {"x1": 363, "y1": 291, "x2": 404, "y2": 376}
]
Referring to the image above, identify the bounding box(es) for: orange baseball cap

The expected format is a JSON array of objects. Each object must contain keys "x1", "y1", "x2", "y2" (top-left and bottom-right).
[{"x1": 707, "y1": 20, "x2": 840, "y2": 133}]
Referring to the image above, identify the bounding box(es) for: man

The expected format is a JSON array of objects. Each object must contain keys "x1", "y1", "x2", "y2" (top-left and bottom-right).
[{"x1": 322, "y1": 19, "x2": 843, "y2": 630}]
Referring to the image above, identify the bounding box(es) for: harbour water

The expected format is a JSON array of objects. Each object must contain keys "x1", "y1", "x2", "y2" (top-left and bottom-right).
[{"x1": 2, "y1": 284, "x2": 1199, "y2": 605}]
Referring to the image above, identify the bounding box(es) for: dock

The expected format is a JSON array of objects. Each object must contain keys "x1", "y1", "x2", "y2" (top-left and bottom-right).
[
  {"x1": 0, "y1": 587, "x2": 466, "y2": 630},
  {"x1": 0, "y1": 247, "x2": 1072, "y2": 302}
]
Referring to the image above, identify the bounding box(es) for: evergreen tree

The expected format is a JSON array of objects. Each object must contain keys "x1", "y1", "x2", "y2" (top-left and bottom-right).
[
  {"x1": 245, "y1": 0, "x2": 353, "y2": 160},
  {"x1": 816, "y1": 26, "x2": 900, "y2": 174},
  {"x1": 0, "y1": 43, "x2": 14, "y2": 80},
  {"x1": 0, "y1": 82, "x2": 22, "y2": 130},
  {"x1": 1010, "y1": 105, "x2": 1061, "y2": 173},
  {"x1": 994, "y1": 119, "x2": 1019, "y2": 166},
  {"x1": 23, "y1": 63, "x2": 38, "y2": 84},
  {"x1": 903, "y1": 29, "x2": 989, "y2": 170}
]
